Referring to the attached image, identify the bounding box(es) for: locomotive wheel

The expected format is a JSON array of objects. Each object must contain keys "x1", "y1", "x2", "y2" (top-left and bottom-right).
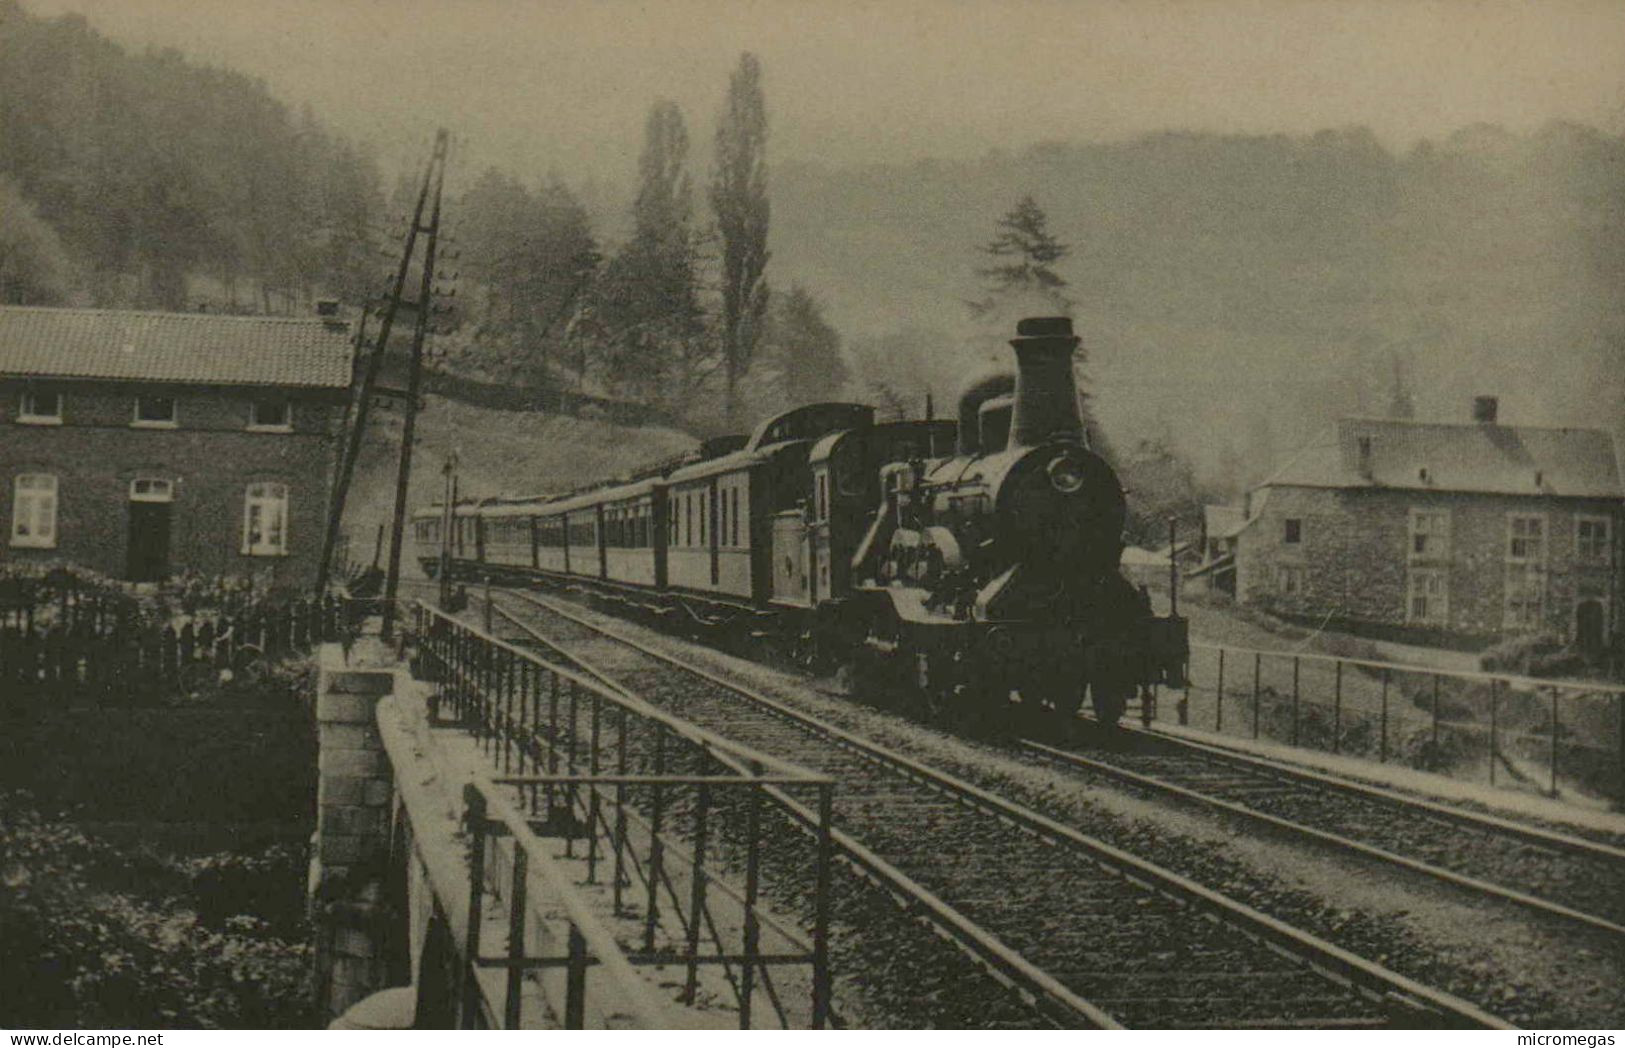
[{"x1": 1091, "y1": 686, "x2": 1128, "y2": 725}]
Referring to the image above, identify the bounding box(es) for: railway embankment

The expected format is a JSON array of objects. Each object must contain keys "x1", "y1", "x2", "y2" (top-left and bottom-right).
[{"x1": 485, "y1": 586, "x2": 1625, "y2": 1029}]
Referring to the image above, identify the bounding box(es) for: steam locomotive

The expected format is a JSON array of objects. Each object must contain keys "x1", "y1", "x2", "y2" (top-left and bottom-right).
[{"x1": 412, "y1": 316, "x2": 1187, "y2": 724}]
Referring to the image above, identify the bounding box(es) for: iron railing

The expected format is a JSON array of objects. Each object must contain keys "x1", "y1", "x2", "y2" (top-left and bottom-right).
[
  {"x1": 1162, "y1": 641, "x2": 1625, "y2": 809},
  {"x1": 409, "y1": 602, "x2": 836, "y2": 1029}
]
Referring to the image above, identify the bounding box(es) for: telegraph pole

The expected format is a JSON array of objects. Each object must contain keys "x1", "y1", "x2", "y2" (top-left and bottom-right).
[
  {"x1": 438, "y1": 451, "x2": 457, "y2": 608},
  {"x1": 316, "y1": 131, "x2": 447, "y2": 596},
  {"x1": 381, "y1": 129, "x2": 450, "y2": 638}
]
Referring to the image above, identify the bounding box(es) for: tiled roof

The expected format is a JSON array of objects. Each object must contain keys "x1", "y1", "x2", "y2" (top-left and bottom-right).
[
  {"x1": 1262, "y1": 417, "x2": 1623, "y2": 499},
  {"x1": 0, "y1": 305, "x2": 353, "y2": 388}
]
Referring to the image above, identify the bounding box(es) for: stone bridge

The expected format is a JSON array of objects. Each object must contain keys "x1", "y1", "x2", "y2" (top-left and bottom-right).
[{"x1": 306, "y1": 604, "x2": 836, "y2": 1029}]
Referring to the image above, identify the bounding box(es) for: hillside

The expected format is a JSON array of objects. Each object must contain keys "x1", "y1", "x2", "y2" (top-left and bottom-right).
[
  {"x1": 343, "y1": 395, "x2": 696, "y2": 576},
  {"x1": 767, "y1": 125, "x2": 1625, "y2": 490}
]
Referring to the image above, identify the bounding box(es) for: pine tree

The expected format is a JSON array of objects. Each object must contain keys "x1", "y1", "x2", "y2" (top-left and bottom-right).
[
  {"x1": 973, "y1": 195, "x2": 1073, "y2": 315},
  {"x1": 769, "y1": 285, "x2": 847, "y2": 406},
  {"x1": 710, "y1": 52, "x2": 771, "y2": 426}
]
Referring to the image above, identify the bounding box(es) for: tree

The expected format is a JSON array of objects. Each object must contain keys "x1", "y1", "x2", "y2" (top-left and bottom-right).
[
  {"x1": 596, "y1": 101, "x2": 708, "y2": 402},
  {"x1": 0, "y1": 177, "x2": 75, "y2": 304},
  {"x1": 973, "y1": 194, "x2": 1073, "y2": 315},
  {"x1": 454, "y1": 169, "x2": 600, "y2": 384},
  {"x1": 710, "y1": 52, "x2": 771, "y2": 426},
  {"x1": 768, "y1": 285, "x2": 847, "y2": 406}
]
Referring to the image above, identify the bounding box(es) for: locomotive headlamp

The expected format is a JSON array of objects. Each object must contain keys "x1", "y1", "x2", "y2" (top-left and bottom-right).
[{"x1": 1047, "y1": 455, "x2": 1087, "y2": 494}]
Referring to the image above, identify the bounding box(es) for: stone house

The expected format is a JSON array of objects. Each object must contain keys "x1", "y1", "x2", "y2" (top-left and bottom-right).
[
  {"x1": 0, "y1": 305, "x2": 353, "y2": 588},
  {"x1": 1235, "y1": 398, "x2": 1623, "y2": 651}
]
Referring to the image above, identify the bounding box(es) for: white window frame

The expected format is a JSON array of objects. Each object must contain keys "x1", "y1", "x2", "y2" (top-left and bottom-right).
[
  {"x1": 1575, "y1": 514, "x2": 1611, "y2": 563},
  {"x1": 129, "y1": 478, "x2": 175, "y2": 503},
  {"x1": 247, "y1": 397, "x2": 293, "y2": 432},
  {"x1": 18, "y1": 389, "x2": 62, "y2": 425},
  {"x1": 1408, "y1": 508, "x2": 1451, "y2": 562},
  {"x1": 11, "y1": 474, "x2": 58, "y2": 549},
  {"x1": 1406, "y1": 566, "x2": 1449, "y2": 625},
  {"x1": 242, "y1": 482, "x2": 289, "y2": 556},
  {"x1": 132, "y1": 395, "x2": 178, "y2": 429}
]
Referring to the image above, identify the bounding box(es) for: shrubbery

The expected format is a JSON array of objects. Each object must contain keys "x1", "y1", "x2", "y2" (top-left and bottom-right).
[
  {"x1": 0, "y1": 794, "x2": 313, "y2": 1029},
  {"x1": 1478, "y1": 632, "x2": 1593, "y2": 679}
]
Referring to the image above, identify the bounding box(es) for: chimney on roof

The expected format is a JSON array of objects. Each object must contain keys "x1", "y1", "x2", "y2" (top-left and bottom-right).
[
  {"x1": 314, "y1": 298, "x2": 347, "y2": 332},
  {"x1": 1472, "y1": 395, "x2": 1499, "y2": 424}
]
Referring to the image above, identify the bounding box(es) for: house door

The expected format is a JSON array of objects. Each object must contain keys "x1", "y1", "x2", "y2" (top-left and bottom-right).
[
  {"x1": 1575, "y1": 600, "x2": 1606, "y2": 654},
  {"x1": 127, "y1": 478, "x2": 175, "y2": 583}
]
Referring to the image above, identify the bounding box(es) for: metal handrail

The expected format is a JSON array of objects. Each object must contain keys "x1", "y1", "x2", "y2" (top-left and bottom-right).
[
  {"x1": 1190, "y1": 639, "x2": 1625, "y2": 696},
  {"x1": 466, "y1": 780, "x2": 679, "y2": 1029}
]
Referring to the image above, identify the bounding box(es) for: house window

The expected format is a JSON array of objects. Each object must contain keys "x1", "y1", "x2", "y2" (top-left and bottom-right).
[
  {"x1": 1276, "y1": 564, "x2": 1305, "y2": 596},
  {"x1": 1410, "y1": 509, "x2": 1451, "y2": 560},
  {"x1": 1283, "y1": 518, "x2": 1301, "y2": 544},
  {"x1": 11, "y1": 474, "x2": 58, "y2": 548},
  {"x1": 1508, "y1": 514, "x2": 1545, "y2": 561},
  {"x1": 816, "y1": 473, "x2": 829, "y2": 522},
  {"x1": 1407, "y1": 568, "x2": 1448, "y2": 625},
  {"x1": 248, "y1": 398, "x2": 292, "y2": 430},
  {"x1": 129, "y1": 478, "x2": 174, "y2": 502},
  {"x1": 1576, "y1": 516, "x2": 1611, "y2": 562},
  {"x1": 242, "y1": 482, "x2": 289, "y2": 555},
  {"x1": 731, "y1": 487, "x2": 740, "y2": 546},
  {"x1": 133, "y1": 395, "x2": 177, "y2": 427},
  {"x1": 719, "y1": 489, "x2": 729, "y2": 549},
  {"x1": 1505, "y1": 514, "x2": 1547, "y2": 631},
  {"x1": 18, "y1": 389, "x2": 62, "y2": 424}
]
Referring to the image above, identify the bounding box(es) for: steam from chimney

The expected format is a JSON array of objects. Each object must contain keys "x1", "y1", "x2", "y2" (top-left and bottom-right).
[{"x1": 1009, "y1": 316, "x2": 1084, "y2": 447}]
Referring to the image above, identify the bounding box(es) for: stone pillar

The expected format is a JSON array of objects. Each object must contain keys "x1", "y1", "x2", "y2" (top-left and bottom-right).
[{"x1": 310, "y1": 643, "x2": 398, "y2": 1022}]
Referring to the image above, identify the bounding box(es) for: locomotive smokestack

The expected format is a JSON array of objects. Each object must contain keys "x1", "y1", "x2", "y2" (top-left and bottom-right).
[
  {"x1": 957, "y1": 370, "x2": 1016, "y2": 455},
  {"x1": 1009, "y1": 316, "x2": 1083, "y2": 446}
]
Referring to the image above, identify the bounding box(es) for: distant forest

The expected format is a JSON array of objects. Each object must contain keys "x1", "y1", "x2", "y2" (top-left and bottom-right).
[
  {"x1": 784, "y1": 126, "x2": 1625, "y2": 491},
  {"x1": 3, "y1": 0, "x2": 1622, "y2": 498},
  {"x1": 0, "y1": 0, "x2": 380, "y2": 313}
]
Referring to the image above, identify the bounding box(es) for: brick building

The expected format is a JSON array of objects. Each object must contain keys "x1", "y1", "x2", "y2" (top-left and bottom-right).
[
  {"x1": 1235, "y1": 399, "x2": 1623, "y2": 650},
  {"x1": 0, "y1": 305, "x2": 352, "y2": 588}
]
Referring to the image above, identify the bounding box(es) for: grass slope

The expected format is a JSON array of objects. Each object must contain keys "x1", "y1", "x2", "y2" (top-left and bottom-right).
[{"x1": 344, "y1": 395, "x2": 696, "y2": 575}]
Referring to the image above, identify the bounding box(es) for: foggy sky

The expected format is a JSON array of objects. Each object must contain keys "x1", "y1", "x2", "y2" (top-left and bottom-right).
[{"x1": 25, "y1": 0, "x2": 1625, "y2": 186}]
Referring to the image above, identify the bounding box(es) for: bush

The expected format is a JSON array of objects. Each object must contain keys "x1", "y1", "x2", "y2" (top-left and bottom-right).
[
  {"x1": 1479, "y1": 633, "x2": 1591, "y2": 679},
  {"x1": 0, "y1": 793, "x2": 313, "y2": 1029}
]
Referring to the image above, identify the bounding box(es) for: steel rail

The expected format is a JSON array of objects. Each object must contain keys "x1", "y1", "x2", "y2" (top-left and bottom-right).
[
  {"x1": 1120, "y1": 722, "x2": 1625, "y2": 863},
  {"x1": 1019, "y1": 738, "x2": 1625, "y2": 941},
  {"x1": 482, "y1": 598, "x2": 1116, "y2": 1029},
  {"x1": 489, "y1": 587, "x2": 1512, "y2": 1031}
]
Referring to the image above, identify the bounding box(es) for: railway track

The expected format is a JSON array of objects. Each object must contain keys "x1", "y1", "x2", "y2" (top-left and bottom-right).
[
  {"x1": 476, "y1": 586, "x2": 1509, "y2": 1030},
  {"x1": 1018, "y1": 726, "x2": 1625, "y2": 943}
]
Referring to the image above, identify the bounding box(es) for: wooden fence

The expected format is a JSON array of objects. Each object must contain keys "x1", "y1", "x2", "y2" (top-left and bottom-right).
[{"x1": 0, "y1": 595, "x2": 362, "y2": 706}]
